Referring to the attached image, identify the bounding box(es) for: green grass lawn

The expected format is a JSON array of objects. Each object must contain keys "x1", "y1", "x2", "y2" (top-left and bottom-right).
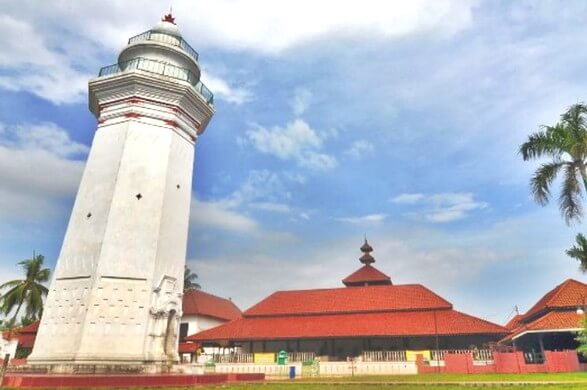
[
  {"x1": 289, "y1": 372, "x2": 587, "y2": 382},
  {"x1": 215, "y1": 385, "x2": 587, "y2": 390}
]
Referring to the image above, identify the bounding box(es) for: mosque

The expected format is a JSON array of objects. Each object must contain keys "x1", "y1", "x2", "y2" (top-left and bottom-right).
[{"x1": 187, "y1": 240, "x2": 509, "y2": 359}]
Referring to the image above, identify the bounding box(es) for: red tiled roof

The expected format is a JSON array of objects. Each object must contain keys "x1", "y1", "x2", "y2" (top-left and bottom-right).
[
  {"x1": 521, "y1": 279, "x2": 587, "y2": 322},
  {"x1": 342, "y1": 264, "x2": 392, "y2": 286},
  {"x1": 243, "y1": 284, "x2": 452, "y2": 317},
  {"x1": 189, "y1": 309, "x2": 508, "y2": 342},
  {"x1": 178, "y1": 342, "x2": 200, "y2": 353},
  {"x1": 501, "y1": 311, "x2": 583, "y2": 343},
  {"x1": 183, "y1": 289, "x2": 242, "y2": 321},
  {"x1": 2, "y1": 321, "x2": 40, "y2": 349},
  {"x1": 505, "y1": 314, "x2": 523, "y2": 330},
  {"x1": 525, "y1": 311, "x2": 583, "y2": 331}
]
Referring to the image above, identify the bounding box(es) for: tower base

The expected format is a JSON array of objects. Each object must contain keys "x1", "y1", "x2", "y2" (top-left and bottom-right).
[{"x1": 9, "y1": 362, "x2": 173, "y2": 375}]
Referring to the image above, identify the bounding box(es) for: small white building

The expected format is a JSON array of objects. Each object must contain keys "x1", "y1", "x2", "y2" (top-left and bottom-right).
[
  {"x1": 0, "y1": 333, "x2": 18, "y2": 360},
  {"x1": 179, "y1": 289, "x2": 241, "y2": 363}
]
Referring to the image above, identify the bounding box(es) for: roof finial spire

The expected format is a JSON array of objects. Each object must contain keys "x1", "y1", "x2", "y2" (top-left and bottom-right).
[{"x1": 359, "y1": 237, "x2": 375, "y2": 264}]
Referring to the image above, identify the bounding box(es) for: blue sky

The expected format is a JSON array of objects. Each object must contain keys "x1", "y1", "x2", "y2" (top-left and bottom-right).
[{"x1": 1, "y1": 0, "x2": 587, "y2": 325}]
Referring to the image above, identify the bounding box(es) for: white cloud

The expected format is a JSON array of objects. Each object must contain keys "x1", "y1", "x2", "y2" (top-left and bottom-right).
[
  {"x1": 242, "y1": 119, "x2": 337, "y2": 170},
  {"x1": 392, "y1": 192, "x2": 488, "y2": 223},
  {"x1": 0, "y1": 122, "x2": 86, "y2": 220},
  {"x1": 0, "y1": 0, "x2": 475, "y2": 103},
  {"x1": 3, "y1": 123, "x2": 89, "y2": 157},
  {"x1": 426, "y1": 193, "x2": 488, "y2": 223},
  {"x1": 191, "y1": 198, "x2": 258, "y2": 233},
  {"x1": 201, "y1": 71, "x2": 252, "y2": 105},
  {"x1": 4, "y1": 1, "x2": 475, "y2": 56},
  {"x1": 250, "y1": 202, "x2": 292, "y2": 213},
  {"x1": 245, "y1": 119, "x2": 322, "y2": 159},
  {"x1": 391, "y1": 193, "x2": 425, "y2": 204},
  {"x1": 190, "y1": 169, "x2": 307, "y2": 230},
  {"x1": 344, "y1": 140, "x2": 375, "y2": 159},
  {"x1": 228, "y1": 169, "x2": 301, "y2": 207},
  {"x1": 0, "y1": 15, "x2": 90, "y2": 104},
  {"x1": 290, "y1": 88, "x2": 313, "y2": 116},
  {"x1": 336, "y1": 213, "x2": 387, "y2": 224},
  {"x1": 299, "y1": 151, "x2": 338, "y2": 170},
  {"x1": 177, "y1": 0, "x2": 474, "y2": 53}
]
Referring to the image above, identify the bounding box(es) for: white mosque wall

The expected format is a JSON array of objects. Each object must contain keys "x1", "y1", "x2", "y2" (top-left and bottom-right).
[{"x1": 181, "y1": 314, "x2": 226, "y2": 338}]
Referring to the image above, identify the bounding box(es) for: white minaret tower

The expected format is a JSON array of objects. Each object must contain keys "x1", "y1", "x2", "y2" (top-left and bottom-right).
[{"x1": 28, "y1": 14, "x2": 214, "y2": 370}]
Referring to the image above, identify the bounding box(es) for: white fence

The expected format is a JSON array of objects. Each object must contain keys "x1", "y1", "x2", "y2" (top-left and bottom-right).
[
  {"x1": 431, "y1": 349, "x2": 493, "y2": 362},
  {"x1": 212, "y1": 353, "x2": 254, "y2": 363},
  {"x1": 211, "y1": 361, "x2": 416, "y2": 377},
  {"x1": 288, "y1": 352, "x2": 315, "y2": 362},
  {"x1": 362, "y1": 350, "x2": 407, "y2": 362}
]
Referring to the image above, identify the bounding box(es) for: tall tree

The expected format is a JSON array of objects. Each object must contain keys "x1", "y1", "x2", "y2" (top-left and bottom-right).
[
  {"x1": 0, "y1": 253, "x2": 50, "y2": 322},
  {"x1": 566, "y1": 233, "x2": 587, "y2": 272},
  {"x1": 519, "y1": 103, "x2": 587, "y2": 224},
  {"x1": 183, "y1": 265, "x2": 201, "y2": 291}
]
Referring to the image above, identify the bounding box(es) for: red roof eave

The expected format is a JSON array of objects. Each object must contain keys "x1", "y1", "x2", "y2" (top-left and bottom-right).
[{"x1": 188, "y1": 309, "x2": 508, "y2": 342}]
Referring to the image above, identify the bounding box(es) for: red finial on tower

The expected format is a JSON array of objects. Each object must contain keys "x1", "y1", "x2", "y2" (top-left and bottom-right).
[{"x1": 162, "y1": 12, "x2": 176, "y2": 24}]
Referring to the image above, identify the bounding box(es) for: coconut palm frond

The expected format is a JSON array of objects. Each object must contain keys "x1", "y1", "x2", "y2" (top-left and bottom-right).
[
  {"x1": 530, "y1": 161, "x2": 565, "y2": 205},
  {"x1": 559, "y1": 164, "x2": 583, "y2": 225}
]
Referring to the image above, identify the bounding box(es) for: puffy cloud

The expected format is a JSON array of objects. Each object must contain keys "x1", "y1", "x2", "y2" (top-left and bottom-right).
[
  {"x1": 391, "y1": 192, "x2": 488, "y2": 223},
  {"x1": 335, "y1": 213, "x2": 387, "y2": 224},
  {"x1": 3, "y1": 123, "x2": 89, "y2": 157},
  {"x1": 344, "y1": 140, "x2": 375, "y2": 159},
  {"x1": 0, "y1": 5, "x2": 253, "y2": 105},
  {"x1": 0, "y1": 0, "x2": 475, "y2": 103},
  {"x1": 201, "y1": 71, "x2": 253, "y2": 105},
  {"x1": 390, "y1": 193, "x2": 425, "y2": 204},
  {"x1": 190, "y1": 198, "x2": 258, "y2": 233},
  {"x1": 290, "y1": 88, "x2": 313, "y2": 116},
  {"x1": 242, "y1": 119, "x2": 337, "y2": 170},
  {"x1": 191, "y1": 169, "x2": 307, "y2": 230},
  {"x1": 426, "y1": 193, "x2": 489, "y2": 223},
  {"x1": 250, "y1": 202, "x2": 292, "y2": 214},
  {"x1": 176, "y1": 0, "x2": 474, "y2": 53},
  {"x1": 0, "y1": 122, "x2": 86, "y2": 219},
  {"x1": 0, "y1": 15, "x2": 90, "y2": 104}
]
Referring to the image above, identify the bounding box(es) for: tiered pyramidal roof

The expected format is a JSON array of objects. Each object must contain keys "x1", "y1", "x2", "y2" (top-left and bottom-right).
[
  {"x1": 342, "y1": 239, "x2": 392, "y2": 286},
  {"x1": 188, "y1": 239, "x2": 507, "y2": 343}
]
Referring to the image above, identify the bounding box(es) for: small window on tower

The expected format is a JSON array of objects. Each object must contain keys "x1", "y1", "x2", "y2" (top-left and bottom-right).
[{"x1": 136, "y1": 193, "x2": 142, "y2": 200}]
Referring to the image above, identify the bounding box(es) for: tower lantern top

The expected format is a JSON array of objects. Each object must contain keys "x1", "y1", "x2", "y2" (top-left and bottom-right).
[{"x1": 152, "y1": 13, "x2": 182, "y2": 38}]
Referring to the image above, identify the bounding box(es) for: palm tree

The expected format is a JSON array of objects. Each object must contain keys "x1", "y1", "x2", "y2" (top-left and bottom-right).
[
  {"x1": 519, "y1": 103, "x2": 587, "y2": 224},
  {"x1": 183, "y1": 265, "x2": 200, "y2": 291},
  {"x1": 566, "y1": 233, "x2": 587, "y2": 272},
  {"x1": 0, "y1": 253, "x2": 50, "y2": 322}
]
